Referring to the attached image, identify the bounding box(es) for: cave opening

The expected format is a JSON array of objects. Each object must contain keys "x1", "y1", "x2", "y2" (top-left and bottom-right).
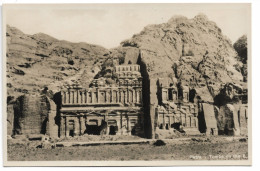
[{"x1": 189, "y1": 89, "x2": 196, "y2": 103}]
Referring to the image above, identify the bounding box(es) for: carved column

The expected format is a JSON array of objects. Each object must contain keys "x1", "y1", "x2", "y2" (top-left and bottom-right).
[
  {"x1": 65, "y1": 91, "x2": 69, "y2": 104},
  {"x1": 169, "y1": 116, "x2": 171, "y2": 129},
  {"x1": 60, "y1": 116, "x2": 65, "y2": 138},
  {"x1": 124, "y1": 90, "x2": 127, "y2": 104},
  {"x1": 121, "y1": 91, "x2": 124, "y2": 104},
  {"x1": 116, "y1": 118, "x2": 121, "y2": 135},
  {"x1": 68, "y1": 91, "x2": 71, "y2": 104},
  {"x1": 65, "y1": 116, "x2": 69, "y2": 137},
  {"x1": 74, "y1": 116, "x2": 79, "y2": 136},
  {"x1": 133, "y1": 89, "x2": 136, "y2": 103},
  {"x1": 62, "y1": 91, "x2": 65, "y2": 104},
  {"x1": 81, "y1": 91, "x2": 84, "y2": 104},
  {"x1": 79, "y1": 116, "x2": 82, "y2": 135},
  {"x1": 109, "y1": 90, "x2": 111, "y2": 103},
  {"x1": 78, "y1": 90, "x2": 81, "y2": 104},
  {"x1": 74, "y1": 90, "x2": 77, "y2": 104},
  {"x1": 163, "y1": 111, "x2": 166, "y2": 129},
  {"x1": 106, "y1": 125, "x2": 110, "y2": 135},
  {"x1": 111, "y1": 90, "x2": 114, "y2": 103},
  {"x1": 91, "y1": 91, "x2": 94, "y2": 103},
  {"x1": 87, "y1": 91, "x2": 90, "y2": 103},
  {"x1": 70, "y1": 91, "x2": 74, "y2": 104},
  {"x1": 136, "y1": 90, "x2": 139, "y2": 103},
  {"x1": 116, "y1": 91, "x2": 119, "y2": 103},
  {"x1": 127, "y1": 117, "x2": 131, "y2": 135},
  {"x1": 85, "y1": 91, "x2": 87, "y2": 103},
  {"x1": 139, "y1": 90, "x2": 142, "y2": 104},
  {"x1": 96, "y1": 91, "x2": 99, "y2": 103}
]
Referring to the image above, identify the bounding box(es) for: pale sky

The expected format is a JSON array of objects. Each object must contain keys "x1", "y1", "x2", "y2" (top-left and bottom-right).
[{"x1": 4, "y1": 4, "x2": 250, "y2": 49}]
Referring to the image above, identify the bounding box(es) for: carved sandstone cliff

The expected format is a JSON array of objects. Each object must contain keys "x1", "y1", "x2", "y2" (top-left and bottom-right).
[{"x1": 120, "y1": 14, "x2": 245, "y2": 103}]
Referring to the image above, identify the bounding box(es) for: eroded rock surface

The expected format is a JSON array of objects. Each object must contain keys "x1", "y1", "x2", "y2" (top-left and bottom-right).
[
  {"x1": 120, "y1": 14, "x2": 245, "y2": 103},
  {"x1": 6, "y1": 25, "x2": 109, "y2": 99}
]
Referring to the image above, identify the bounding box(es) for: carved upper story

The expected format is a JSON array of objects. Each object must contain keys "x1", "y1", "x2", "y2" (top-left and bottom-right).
[
  {"x1": 61, "y1": 64, "x2": 143, "y2": 107},
  {"x1": 158, "y1": 78, "x2": 190, "y2": 104},
  {"x1": 115, "y1": 65, "x2": 140, "y2": 73}
]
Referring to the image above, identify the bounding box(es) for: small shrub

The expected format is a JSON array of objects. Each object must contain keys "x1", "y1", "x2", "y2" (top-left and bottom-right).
[
  {"x1": 153, "y1": 139, "x2": 166, "y2": 146},
  {"x1": 68, "y1": 58, "x2": 74, "y2": 65},
  {"x1": 239, "y1": 138, "x2": 247, "y2": 142}
]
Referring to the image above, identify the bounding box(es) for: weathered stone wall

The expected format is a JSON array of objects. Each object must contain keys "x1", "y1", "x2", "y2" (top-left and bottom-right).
[
  {"x1": 198, "y1": 103, "x2": 218, "y2": 135},
  {"x1": 218, "y1": 104, "x2": 240, "y2": 136},
  {"x1": 13, "y1": 94, "x2": 49, "y2": 135},
  {"x1": 7, "y1": 104, "x2": 14, "y2": 136},
  {"x1": 239, "y1": 105, "x2": 248, "y2": 135},
  {"x1": 233, "y1": 103, "x2": 248, "y2": 136},
  {"x1": 46, "y1": 97, "x2": 59, "y2": 138}
]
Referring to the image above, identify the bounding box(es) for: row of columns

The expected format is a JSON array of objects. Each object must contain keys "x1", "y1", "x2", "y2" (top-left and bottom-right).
[
  {"x1": 162, "y1": 88, "x2": 178, "y2": 101},
  {"x1": 157, "y1": 112, "x2": 198, "y2": 129},
  {"x1": 59, "y1": 114, "x2": 143, "y2": 137},
  {"x1": 161, "y1": 88, "x2": 189, "y2": 102},
  {"x1": 118, "y1": 78, "x2": 142, "y2": 87},
  {"x1": 115, "y1": 65, "x2": 140, "y2": 72},
  {"x1": 62, "y1": 88, "x2": 142, "y2": 105}
]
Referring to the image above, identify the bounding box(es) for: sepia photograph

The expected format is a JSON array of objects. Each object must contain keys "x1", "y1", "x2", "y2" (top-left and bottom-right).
[{"x1": 2, "y1": 3, "x2": 251, "y2": 166}]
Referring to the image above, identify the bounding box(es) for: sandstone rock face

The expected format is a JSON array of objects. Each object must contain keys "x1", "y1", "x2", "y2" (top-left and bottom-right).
[
  {"x1": 198, "y1": 103, "x2": 218, "y2": 135},
  {"x1": 238, "y1": 105, "x2": 248, "y2": 135},
  {"x1": 6, "y1": 25, "x2": 109, "y2": 99},
  {"x1": 46, "y1": 97, "x2": 59, "y2": 138},
  {"x1": 233, "y1": 103, "x2": 248, "y2": 136},
  {"x1": 120, "y1": 14, "x2": 244, "y2": 103},
  {"x1": 218, "y1": 104, "x2": 240, "y2": 136},
  {"x1": 7, "y1": 104, "x2": 14, "y2": 135},
  {"x1": 13, "y1": 94, "x2": 50, "y2": 135}
]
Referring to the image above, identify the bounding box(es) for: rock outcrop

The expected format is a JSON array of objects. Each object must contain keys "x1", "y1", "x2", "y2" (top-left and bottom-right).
[{"x1": 120, "y1": 14, "x2": 244, "y2": 103}]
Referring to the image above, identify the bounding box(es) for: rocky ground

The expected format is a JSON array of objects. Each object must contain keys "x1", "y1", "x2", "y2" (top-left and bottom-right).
[
  {"x1": 7, "y1": 136, "x2": 248, "y2": 161},
  {"x1": 57, "y1": 135, "x2": 145, "y2": 142}
]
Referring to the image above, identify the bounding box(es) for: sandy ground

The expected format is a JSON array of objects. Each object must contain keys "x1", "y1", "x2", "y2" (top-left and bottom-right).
[{"x1": 7, "y1": 136, "x2": 248, "y2": 161}]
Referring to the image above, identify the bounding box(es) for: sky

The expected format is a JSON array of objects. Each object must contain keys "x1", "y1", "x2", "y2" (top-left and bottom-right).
[{"x1": 4, "y1": 3, "x2": 250, "y2": 49}]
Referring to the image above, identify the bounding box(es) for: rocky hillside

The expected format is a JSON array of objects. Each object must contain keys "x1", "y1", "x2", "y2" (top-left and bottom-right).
[
  {"x1": 6, "y1": 25, "x2": 109, "y2": 99},
  {"x1": 120, "y1": 14, "x2": 245, "y2": 103}
]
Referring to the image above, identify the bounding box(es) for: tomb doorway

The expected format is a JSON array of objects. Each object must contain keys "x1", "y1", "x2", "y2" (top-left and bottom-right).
[
  {"x1": 109, "y1": 126, "x2": 117, "y2": 135},
  {"x1": 168, "y1": 89, "x2": 173, "y2": 100},
  {"x1": 85, "y1": 119, "x2": 100, "y2": 135},
  {"x1": 68, "y1": 120, "x2": 75, "y2": 137},
  {"x1": 166, "y1": 124, "x2": 169, "y2": 130},
  {"x1": 189, "y1": 89, "x2": 196, "y2": 103},
  {"x1": 171, "y1": 122, "x2": 181, "y2": 130}
]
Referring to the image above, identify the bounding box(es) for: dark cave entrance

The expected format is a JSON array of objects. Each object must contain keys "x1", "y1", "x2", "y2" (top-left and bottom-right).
[
  {"x1": 85, "y1": 125, "x2": 101, "y2": 135},
  {"x1": 189, "y1": 89, "x2": 196, "y2": 103},
  {"x1": 168, "y1": 89, "x2": 173, "y2": 101},
  {"x1": 171, "y1": 123, "x2": 181, "y2": 130},
  {"x1": 85, "y1": 119, "x2": 101, "y2": 135}
]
